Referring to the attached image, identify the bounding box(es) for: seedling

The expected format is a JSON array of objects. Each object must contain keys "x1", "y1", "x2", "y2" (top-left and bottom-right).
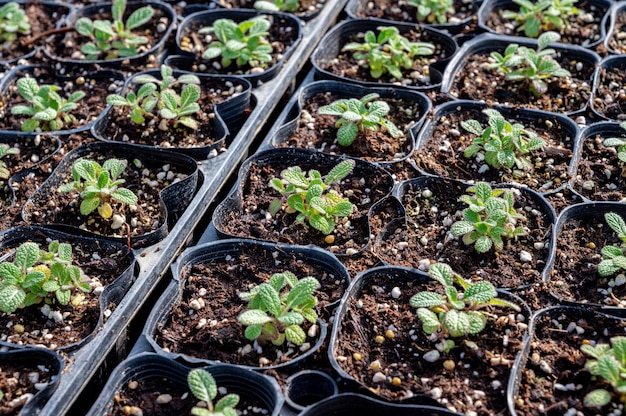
[
  {"x1": 602, "y1": 122, "x2": 626, "y2": 176},
  {"x1": 488, "y1": 31, "x2": 570, "y2": 97},
  {"x1": 106, "y1": 65, "x2": 201, "y2": 130},
  {"x1": 74, "y1": 0, "x2": 155, "y2": 60},
  {"x1": 57, "y1": 158, "x2": 138, "y2": 219},
  {"x1": 254, "y1": 0, "x2": 299, "y2": 12},
  {"x1": 0, "y1": 2, "x2": 30, "y2": 46},
  {"x1": 0, "y1": 241, "x2": 91, "y2": 314},
  {"x1": 450, "y1": 182, "x2": 526, "y2": 253},
  {"x1": 317, "y1": 93, "x2": 402, "y2": 147},
  {"x1": 597, "y1": 212, "x2": 626, "y2": 277},
  {"x1": 268, "y1": 160, "x2": 355, "y2": 235},
  {"x1": 10, "y1": 77, "x2": 85, "y2": 132},
  {"x1": 0, "y1": 144, "x2": 19, "y2": 180},
  {"x1": 238, "y1": 271, "x2": 318, "y2": 346},
  {"x1": 198, "y1": 16, "x2": 273, "y2": 69},
  {"x1": 342, "y1": 26, "x2": 435, "y2": 80},
  {"x1": 461, "y1": 108, "x2": 545, "y2": 171},
  {"x1": 407, "y1": 0, "x2": 455, "y2": 24},
  {"x1": 580, "y1": 336, "x2": 626, "y2": 408},
  {"x1": 502, "y1": 0, "x2": 579, "y2": 38},
  {"x1": 188, "y1": 368, "x2": 240, "y2": 416},
  {"x1": 410, "y1": 263, "x2": 520, "y2": 353}
]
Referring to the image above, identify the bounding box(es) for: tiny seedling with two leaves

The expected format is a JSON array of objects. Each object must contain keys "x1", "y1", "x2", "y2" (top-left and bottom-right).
[
  {"x1": 342, "y1": 26, "x2": 435, "y2": 80},
  {"x1": 318, "y1": 93, "x2": 402, "y2": 147},
  {"x1": 57, "y1": 158, "x2": 138, "y2": 219},
  {"x1": 199, "y1": 16, "x2": 273, "y2": 69},
  {"x1": 0, "y1": 241, "x2": 91, "y2": 314},
  {"x1": 268, "y1": 160, "x2": 355, "y2": 235},
  {"x1": 188, "y1": 368, "x2": 240, "y2": 416},
  {"x1": 11, "y1": 77, "x2": 85, "y2": 132},
  {"x1": 450, "y1": 182, "x2": 527, "y2": 253},
  {"x1": 461, "y1": 108, "x2": 546, "y2": 172},
  {"x1": 488, "y1": 31, "x2": 570, "y2": 97},
  {"x1": 106, "y1": 65, "x2": 202, "y2": 131},
  {"x1": 74, "y1": 0, "x2": 155, "y2": 60},
  {"x1": 410, "y1": 263, "x2": 520, "y2": 353},
  {"x1": 238, "y1": 271, "x2": 318, "y2": 346}
]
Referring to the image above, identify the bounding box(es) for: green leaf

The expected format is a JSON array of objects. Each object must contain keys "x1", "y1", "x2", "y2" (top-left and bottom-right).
[
  {"x1": 111, "y1": 188, "x2": 138, "y2": 205},
  {"x1": 16, "y1": 78, "x2": 39, "y2": 101},
  {"x1": 188, "y1": 369, "x2": 217, "y2": 402},
  {"x1": 598, "y1": 355, "x2": 620, "y2": 384},
  {"x1": 417, "y1": 308, "x2": 441, "y2": 334},
  {"x1": 466, "y1": 311, "x2": 487, "y2": 334},
  {"x1": 451, "y1": 221, "x2": 474, "y2": 237},
  {"x1": 125, "y1": 5, "x2": 155, "y2": 30},
  {"x1": 80, "y1": 197, "x2": 100, "y2": 216},
  {"x1": 180, "y1": 84, "x2": 200, "y2": 109},
  {"x1": 337, "y1": 123, "x2": 358, "y2": 146},
  {"x1": 244, "y1": 324, "x2": 262, "y2": 340},
  {"x1": 0, "y1": 263, "x2": 20, "y2": 282},
  {"x1": 14, "y1": 242, "x2": 40, "y2": 269},
  {"x1": 286, "y1": 277, "x2": 318, "y2": 307},
  {"x1": 463, "y1": 281, "x2": 497, "y2": 303},
  {"x1": 0, "y1": 285, "x2": 25, "y2": 313},
  {"x1": 475, "y1": 236, "x2": 493, "y2": 253},
  {"x1": 584, "y1": 389, "x2": 612, "y2": 408},
  {"x1": 410, "y1": 291, "x2": 445, "y2": 308},
  {"x1": 215, "y1": 394, "x2": 240, "y2": 412},
  {"x1": 606, "y1": 213, "x2": 626, "y2": 237},
  {"x1": 324, "y1": 160, "x2": 355, "y2": 185},
  {"x1": 282, "y1": 167, "x2": 308, "y2": 188},
  {"x1": 444, "y1": 309, "x2": 470, "y2": 338},
  {"x1": 428, "y1": 263, "x2": 454, "y2": 286},
  {"x1": 258, "y1": 283, "x2": 282, "y2": 316},
  {"x1": 285, "y1": 324, "x2": 306, "y2": 345},
  {"x1": 612, "y1": 336, "x2": 626, "y2": 364},
  {"x1": 238, "y1": 310, "x2": 272, "y2": 326},
  {"x1": 56, "y1": 289, "x2": 71, "y2": 305},
  {"x1": 277, "y1": 311, "x2": 304, "y2": 325}
]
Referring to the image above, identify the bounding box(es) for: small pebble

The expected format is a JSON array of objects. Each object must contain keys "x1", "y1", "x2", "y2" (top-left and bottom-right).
[
  {"x1": 156, "y1": 394, "x2": 172, "y2": 404},
  {"x1": 391, "y1": 287, "x2": 401, "y2": 299},
  {"x1": 423, "y1": 350, "x2": 440, "y2": 362}
]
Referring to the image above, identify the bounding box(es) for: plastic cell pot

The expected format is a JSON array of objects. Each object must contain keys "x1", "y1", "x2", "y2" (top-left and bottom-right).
[
  {"x1": 542, "y1": 202, "x2": 626, "y2": 315},
  {"x1": 85, "y1": 353, "x2": 284, "y2": 416},
  {"x1": 173, "y1": 9, "x2": 303, "y2": 85},
  {"x1": 328, "y1": 265, "x2": 531, "y2": 412},
  {"x1": 604, "y1": 1, "x2": 626, "y2": 54},
  {"x1": 310, "y1": 19, "x2": 458, "y2": 92},
  {"x1": 413, "y1": 100, "x2": 581, "y2": 194},
  {"x1": 0, "y1": 65, "x2": 125, "y2": 136},
  {"x1": 212, "y1": 147, "x2": 395, "y2": 256},
  {"x1": 136, "y1": 238, "x2": 349, "y2": 370},
  {"x1": 300, "y1": 392, "x2": 463, "y2": 416},
  {"x1": 284, "y1": 370, "x2": 338, "y2": 412},
  {"x1": 0, "y1": 226, "x2": 136, "y2": 353},
  {"x1": 0, "y1": 347, "x2": 65, "y2": 415},
  {"x1": 267, "y1": 79, "x2": 432, "y2": 166},
  {"x1": 91, "y1": 68, "x2": 245, "y2": 160},
  {"x1": 21, "y1": 141, "x2": 199, "y2": 248},
  {"x1": 42, "y1": 0, "x2": 176, "y2": 67},
  {"x1": 589, "y1": 55, "x2": 626, "y2": 121},
  {"x1": 440, "y1": 33, "x2": 601, "y2": 116},
  {"x1": 477, "y1": 0, "x2": 611, "y2": 49},
  {"x1": 344, "y1": 0, "x2": 480, "y2": 35}
]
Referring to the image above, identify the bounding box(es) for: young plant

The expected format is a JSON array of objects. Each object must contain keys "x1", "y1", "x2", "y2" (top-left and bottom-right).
[
  {"x1": 597, "y1": 212, "x2": 626, "y2": 277},
  {"x1": 268, "y1": 160, "x2": 355, "y2": 235},
  {"x1": 57, "y1": 158, "x2": 138, "y2": 219},
  {"x1": 106, "y1": 65, "x2": 201, "y2": 130},
  {"x1": 502, "y1": 0, "x2": 580, "y2": 38},
  {"x1": 74, "y1": 0, "x2": 155, "y2": 60},
  {"x1": 406, "y1": 0, "x2": 455, "y2": 24},
  {"x1": 488, "y1": 31, "x2": 570, "y2": 97},
  {"x1": 0, "y1": 2, "x2": 30, "y2": 46},
  {"x1": 580, "y1": 336, "x2": 626, "y2": 408},
  {"x1": 410, "y1": 263, "x2": 520, "y2": 353},
  {"x1": 342, "y1": 26, "x2": 435, "y2": 80},
  {"x1": 238, "y1": 271, "x2": 318, "y2": 346},
  {"x1": 317, "y1": 93, "x2": 402, "y2": 147},
  {"x1": 188, "y1": 368, "x2": 240, "y2": 416},
  {"x1": 254, "y1": 0, "x2": 299, "y2": 12},
  {"x1": 450, "y1": 182, "x2": 526, "y2": 253},
  {"x1": 602, "y1": 122, "x2": 626, "y2": 175},
  {"x1": 0, "y1": 144, "x2": 19, "y2": 180},
  {"x1": 461, "y1": 108, "x2": 545, "y2": 171},
  {"x1": 198, "y1": 16, "x2": 273, "y2": 69},
  {"x1": 0, "y1": 241, "x2": 91, "y2": 314},
  {"x1": 10, "y1": 77, "x2": 85, "y2": 132}
]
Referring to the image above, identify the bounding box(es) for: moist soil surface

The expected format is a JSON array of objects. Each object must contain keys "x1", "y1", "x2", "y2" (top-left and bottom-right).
[
  {"x1": 414, "y1": 106, "x2": 576, "y2": 193},
  {"x1": 482, "y1": 0, "x2": 608, "y2": 48},
  {"x1": 548, "y1": 211, "x2": 626, "y2": 307},
  {"x1": 572, "y1": 132, "x2": 626, "y2": 201},
  {"x1": 155, "y1": 243, "x2": 347, "y2": 367},
  {"x1": 608, "y1": 10, "x2": 626, "y2": 54},
  {"x1": 590, "y1": 66, "x2": 626, "y2": 121},
  {"x1": 447, "y1": 51, "x2": 595, "y2": 114},
  {"x1": 276, "y1": 92, "x2": 423, "y2": 163},
  {"x1": 333, "y1": 272, "x2": 528, "y2": 415},
  {"x1": 0, "y1": 358, "x2": 56, "y2": 414},
  {"x1": 513, "y1": 308, "x2": 626, "y2": 415},
  {"x1": 348, "y1": 0, "x2": 477, "y2": 26},
  {"x1": 0, "y1": 66, "x2": 124, "y2": 133},
  {"x1": 0, "y1": 230, "x2": 133, "y2": 350},
  {"x1": 177, "y1": 15, "x2": 299, "y2": 76},
  {"x1": 372, "y1": 179, "x2": 552, "y2": 288},
  {"x1": 320, "y1": 29, "x2": 452, "y2": 89},
  {"x1": 216, "y1": 158, "x2": 393, "y2": 255},
  {"x1": 215, "y1": 0, "x2": 326, "y2": 20}
]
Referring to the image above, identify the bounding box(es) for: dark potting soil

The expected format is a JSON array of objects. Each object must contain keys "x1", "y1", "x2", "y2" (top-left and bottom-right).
[
  {"x1": 0, "y1": 359, "x2": 55, "y2": 414},
  {"x1": 349, "y1": 0, "x2": 476, "y2": 25},
  {"x1": 590, "y1": 66, "x2": 626, "y2": 121},
  {"x1": 608, "y1": 10, "x2": 626, "y2": 54}
]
